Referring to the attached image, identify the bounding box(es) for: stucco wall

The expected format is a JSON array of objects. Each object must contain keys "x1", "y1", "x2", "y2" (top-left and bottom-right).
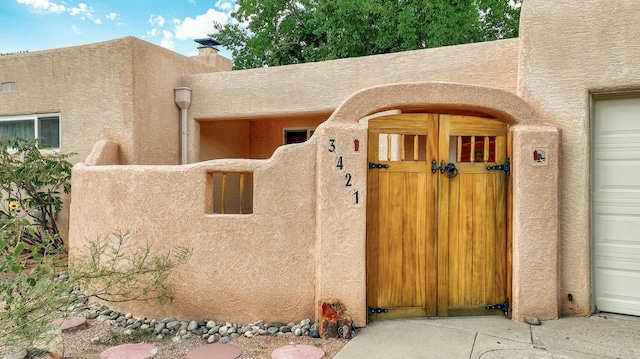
[
  {"x1": 199, "y1": 120, "x2": 252, "y2": 160},
  {"x1": 0, "y1": 37, "x2": 225, "y2": 240},
  {"x1": 182, "y1": 39, "x2": 520, "y2": 163},
  {"x1": 129, "y1": 39, "x2": 220, "y2": 165},
  {"x1": 517, "y1": 0, "x2": 640, "y2": 316},
  {"x1": 70, "y1": 141, "x2": 318, "y2": 323}
]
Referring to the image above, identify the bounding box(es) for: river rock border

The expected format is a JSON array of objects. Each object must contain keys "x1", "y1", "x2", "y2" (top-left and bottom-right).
[{"x1": 68, "y1": 300, "x2": 321, "y2": 344}]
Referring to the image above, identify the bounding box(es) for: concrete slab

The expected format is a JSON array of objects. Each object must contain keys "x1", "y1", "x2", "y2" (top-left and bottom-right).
[
  {"x1": 334, "y1": 315, "x2": 640, "y2": 359},
  {"x1": 470, "y1": 333, "x2": 537, "y2": 359},
  {"x1": 334, "y1": 320, "x2": 477, "y2": 359},
  {"x1": 532, "y1": 316, "x2": 640, "y2": 359},
  {"x1": 403, "y1": 316, "x2": 531, "y2": 344}
]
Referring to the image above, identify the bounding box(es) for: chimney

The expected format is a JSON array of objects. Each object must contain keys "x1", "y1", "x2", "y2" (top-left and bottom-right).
[{"x1": 192, "y1": 38, "x2": 232, "y2": 71}]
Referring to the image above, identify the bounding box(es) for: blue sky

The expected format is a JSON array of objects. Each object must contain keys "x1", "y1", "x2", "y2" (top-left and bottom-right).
[{"x1": 0, "y1": 0, "x2": 235, "y2": 58}]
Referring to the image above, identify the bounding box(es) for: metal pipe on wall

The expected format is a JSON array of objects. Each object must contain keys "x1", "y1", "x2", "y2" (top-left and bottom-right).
[{"x1": 174, "y1": 87, "x2": 192, "y2": 165}]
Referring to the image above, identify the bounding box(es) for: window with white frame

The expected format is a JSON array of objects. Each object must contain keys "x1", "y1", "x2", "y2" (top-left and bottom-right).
[
  {"x1": 283, "y1": 127, "x2": 315, "y2": 145},
  {"x1": 0, "y1": 114, "x2": 60, "y2": 148}
]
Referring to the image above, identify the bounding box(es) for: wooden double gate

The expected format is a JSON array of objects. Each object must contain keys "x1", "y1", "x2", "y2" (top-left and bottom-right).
[{"x1": 366, "y1": 113, "x2": 511, "y2": 319}]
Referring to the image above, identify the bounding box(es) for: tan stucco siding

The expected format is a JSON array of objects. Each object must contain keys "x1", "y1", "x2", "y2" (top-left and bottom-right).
[
  {"x1": 184, "y1": 38, "x2": 520, "y2": 122},
  {"x1": 0, "y1": 39, "x2": 134, "y2": 164},
  {"x1": 518, "y1": 0, "x2": 640, "y2": 317},
  {"x1": 69, "y1": 141, "x2": 318, "y2": 323},
  {"x1": 130, "y1": 39, "x2": 220, "y2": 165}
]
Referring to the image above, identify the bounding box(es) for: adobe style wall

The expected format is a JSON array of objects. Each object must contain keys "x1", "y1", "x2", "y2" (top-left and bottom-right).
[
  {"x1": 70, "y1": 82, "x2": 561, "y2": 325},
  {"x1": 184, "y1": 38, "x2": 520, "y2": 163},
  {"x1": 0, "y1": 37, "x2": 223, "y2": 239},
  {"x1": 517, "y1": 0, "x2": 640, "y2": 317},
  {"x1": 70, "y1": 141, "x2": 320, "y2": 323}
]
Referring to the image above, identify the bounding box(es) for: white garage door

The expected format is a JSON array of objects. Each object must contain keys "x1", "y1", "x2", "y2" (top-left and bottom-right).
[{"x1": 593, "y1": 95, "x2": 640, "y2": 316}]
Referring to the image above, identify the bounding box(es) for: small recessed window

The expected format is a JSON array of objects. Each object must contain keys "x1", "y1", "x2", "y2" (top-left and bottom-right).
[
  {"x1": 1, "y1": 82, "x2": 17, "y2": 92},
  {"x1": 0, "y1": 114, "x2": 61, "y2": 148},
  {"x1": 283, "y1": 128, "x2": 315, "y2": 145}
]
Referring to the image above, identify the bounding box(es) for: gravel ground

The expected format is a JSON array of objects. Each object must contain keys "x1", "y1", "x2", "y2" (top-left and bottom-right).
[{"x1": 6, "y1": 319, "x2": 347, "y2": 359}]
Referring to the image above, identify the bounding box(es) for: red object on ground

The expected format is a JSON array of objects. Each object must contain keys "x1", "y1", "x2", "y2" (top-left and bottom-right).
[
  {"x1": 100, "y1": 343, "x2": 158, "y2": 359},
  {"x1": 52, "y1": 317, "x2": 87, "y2": 333},
  {"x1": 322, "y1": 302, "x2": 341, "y2": 321},
  {"x1": 271, "y1": 344, "x2": 325, "y2": 359},
  {"x1": 186, "y1": 343, "x2": 242, "y2": 359}
]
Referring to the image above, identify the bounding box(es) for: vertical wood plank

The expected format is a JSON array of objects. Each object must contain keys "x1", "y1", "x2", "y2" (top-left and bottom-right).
[
  {"x1": 415, "y1": 172, "x2": 428, "y2": 308},
  {"x1": 367, "y1": 131, "x2": 381, "y2": 309},
  {"x1": 470, "y1": 136, "x2": 476, "y2": 163},
  {"x1": 506, "y1": 131, "x2": 513, "y2": 309},
  {"x1": 484, "y1": 136, "x2": 490, "y2": 163},
  {"x1": 437, "y1": 114, "x2": 451, "y2": 315},
  {"x1": 495, "y1": 136, "x2": 508, "y2": 304},
  {"x1": 388, "y1": 172, "x2": 404, "y2": 307},
  {"x1": 425, "y1": 115, "x2": 439, "y2": 316},
  {"x1": 447, "y1": 178, "x2": 460, "y2": 307},
  {"x1": 403, "y1": 172, "x2": 418, "y2": 305},
  {"x1": 460, "y1": 174, "x2": 475, "y2": 306},
  {"x1": 485, "y1": 174, "x2": 497, "y2": 304},
  {"x1": 378, "y1": 171, "x2": 391, "y2": 308},
  {"x1": 472, "y1": 174, "x2": 487, "y2": 305},
  {"x1": 239, "y1": 174, "x2": 245, "y2": 214},
  {"x1": 221, "y1": 173, "x2": 227, "y2": 214}
]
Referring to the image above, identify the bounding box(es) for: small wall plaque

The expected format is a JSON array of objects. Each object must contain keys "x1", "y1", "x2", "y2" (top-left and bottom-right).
[{"x1": 533, "y1": 148, "x2": 547, "y2": 164}]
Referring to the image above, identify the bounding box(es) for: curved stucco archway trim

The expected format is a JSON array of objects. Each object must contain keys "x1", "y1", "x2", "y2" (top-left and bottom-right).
[
  {"x1": 314, "y1": 81, "x2": 560, "y2": 325},
  {"x1": 325, "y1": 82, "x2": 547, "y2": 126}
]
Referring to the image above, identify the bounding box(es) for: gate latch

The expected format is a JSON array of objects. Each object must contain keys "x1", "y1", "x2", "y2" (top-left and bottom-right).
[
  {"x1": 432, "y1": 160, "x2": 459, "y2": 178},
  {"x1": 486, "y1": 158, "x2": 511, "y2": 176},
  {"x1": 486, "y1": 299, "x2": 510, "y2": 317},
  {"x1": 369, "y1": 162, "x2": 389, "y2": 169},
  {"x1": 367, "y1": 307, "x2": 389, "y2": 315}
]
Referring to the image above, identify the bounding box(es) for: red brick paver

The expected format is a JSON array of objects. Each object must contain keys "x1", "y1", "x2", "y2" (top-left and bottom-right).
[
  {"x1": 100, "y1": 343, "x2": 158, "y2": 359},
  {"x1": 271, "y1": 345, "x2": 325, "y2": 359},
  {"x1": 186, "y1": 343, "x2": 242, "y2": 359}
]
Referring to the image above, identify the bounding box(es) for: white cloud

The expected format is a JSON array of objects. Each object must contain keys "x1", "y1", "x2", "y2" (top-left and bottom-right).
[
  {"x1": 68, "y1": 3, "x2": 101, "y2": 24},
  {"x1": 71, "y1": 24, "x2": 82, "y2": 34},
  {"x1": 106, "y1": 12, "x2": 118, "y2": 21},
  {"x1": 215, "y1": 0, "x2": 233, "y2": 12},
  {"x1": 160, "y1": 30, "x2": 175, "y2": 50},
  {"x1": 149, "y1": 15, "x2": 166, "y2": 27},
  {"x1": 173, "y1": 8, "x2": 229, "y2": 41},
  {"x1": 188, "y1": 0, "x2": 196, "y2": 5},
  {"x1": 16, "y1": 0, "x2": 66, "y2": 14},
  {"x1": 147, "y1": 29, "x2": 160, "y2": 37}
]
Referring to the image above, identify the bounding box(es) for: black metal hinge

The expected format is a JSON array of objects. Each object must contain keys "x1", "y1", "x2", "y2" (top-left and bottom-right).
[
  {"x1": 486, "y1": 299, "x2": 510, "y2": 317},
  {"x1": 367, "y1": 307, "x2": 389, "y2": 315},
  {"x1": 486, "y1": 158, "x2": 510, "y2": 176},
  {"x1": 369, "y1": 162, "x2": 389, "y2": 169}
]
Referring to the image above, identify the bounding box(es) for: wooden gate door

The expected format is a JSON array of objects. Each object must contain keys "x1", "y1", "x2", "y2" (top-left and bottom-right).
[
  {"x1": 367, "y1": 114, "x2": 439, "y2": 318},
  {"x1": 367, "y1": 113, "x2": 510, "y2": 320},
  {"x1": 436, "y1": 115, "x2": 509, "y2": 316}
]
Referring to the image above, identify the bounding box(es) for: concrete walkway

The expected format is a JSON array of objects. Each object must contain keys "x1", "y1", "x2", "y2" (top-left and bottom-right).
[{"x1": 335, "y1": 314, "x2": 640, "y2": 358}]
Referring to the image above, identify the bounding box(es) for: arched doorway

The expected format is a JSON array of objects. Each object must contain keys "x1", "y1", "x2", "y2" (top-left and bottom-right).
[{"x1": 366, "y1": 112, "x2": 511, "y2": 319}]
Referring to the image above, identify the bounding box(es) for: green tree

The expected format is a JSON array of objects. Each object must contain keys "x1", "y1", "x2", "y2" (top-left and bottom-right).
[
  {"x1": 0, "y1": 138, "x2": 191, "y2": 353},
  {"x1": 0, "y1": 137, "x2": 72, "y2": 250},
  {"x1": 213, "y1": 0, "x2": 521, "y2": 69}
]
